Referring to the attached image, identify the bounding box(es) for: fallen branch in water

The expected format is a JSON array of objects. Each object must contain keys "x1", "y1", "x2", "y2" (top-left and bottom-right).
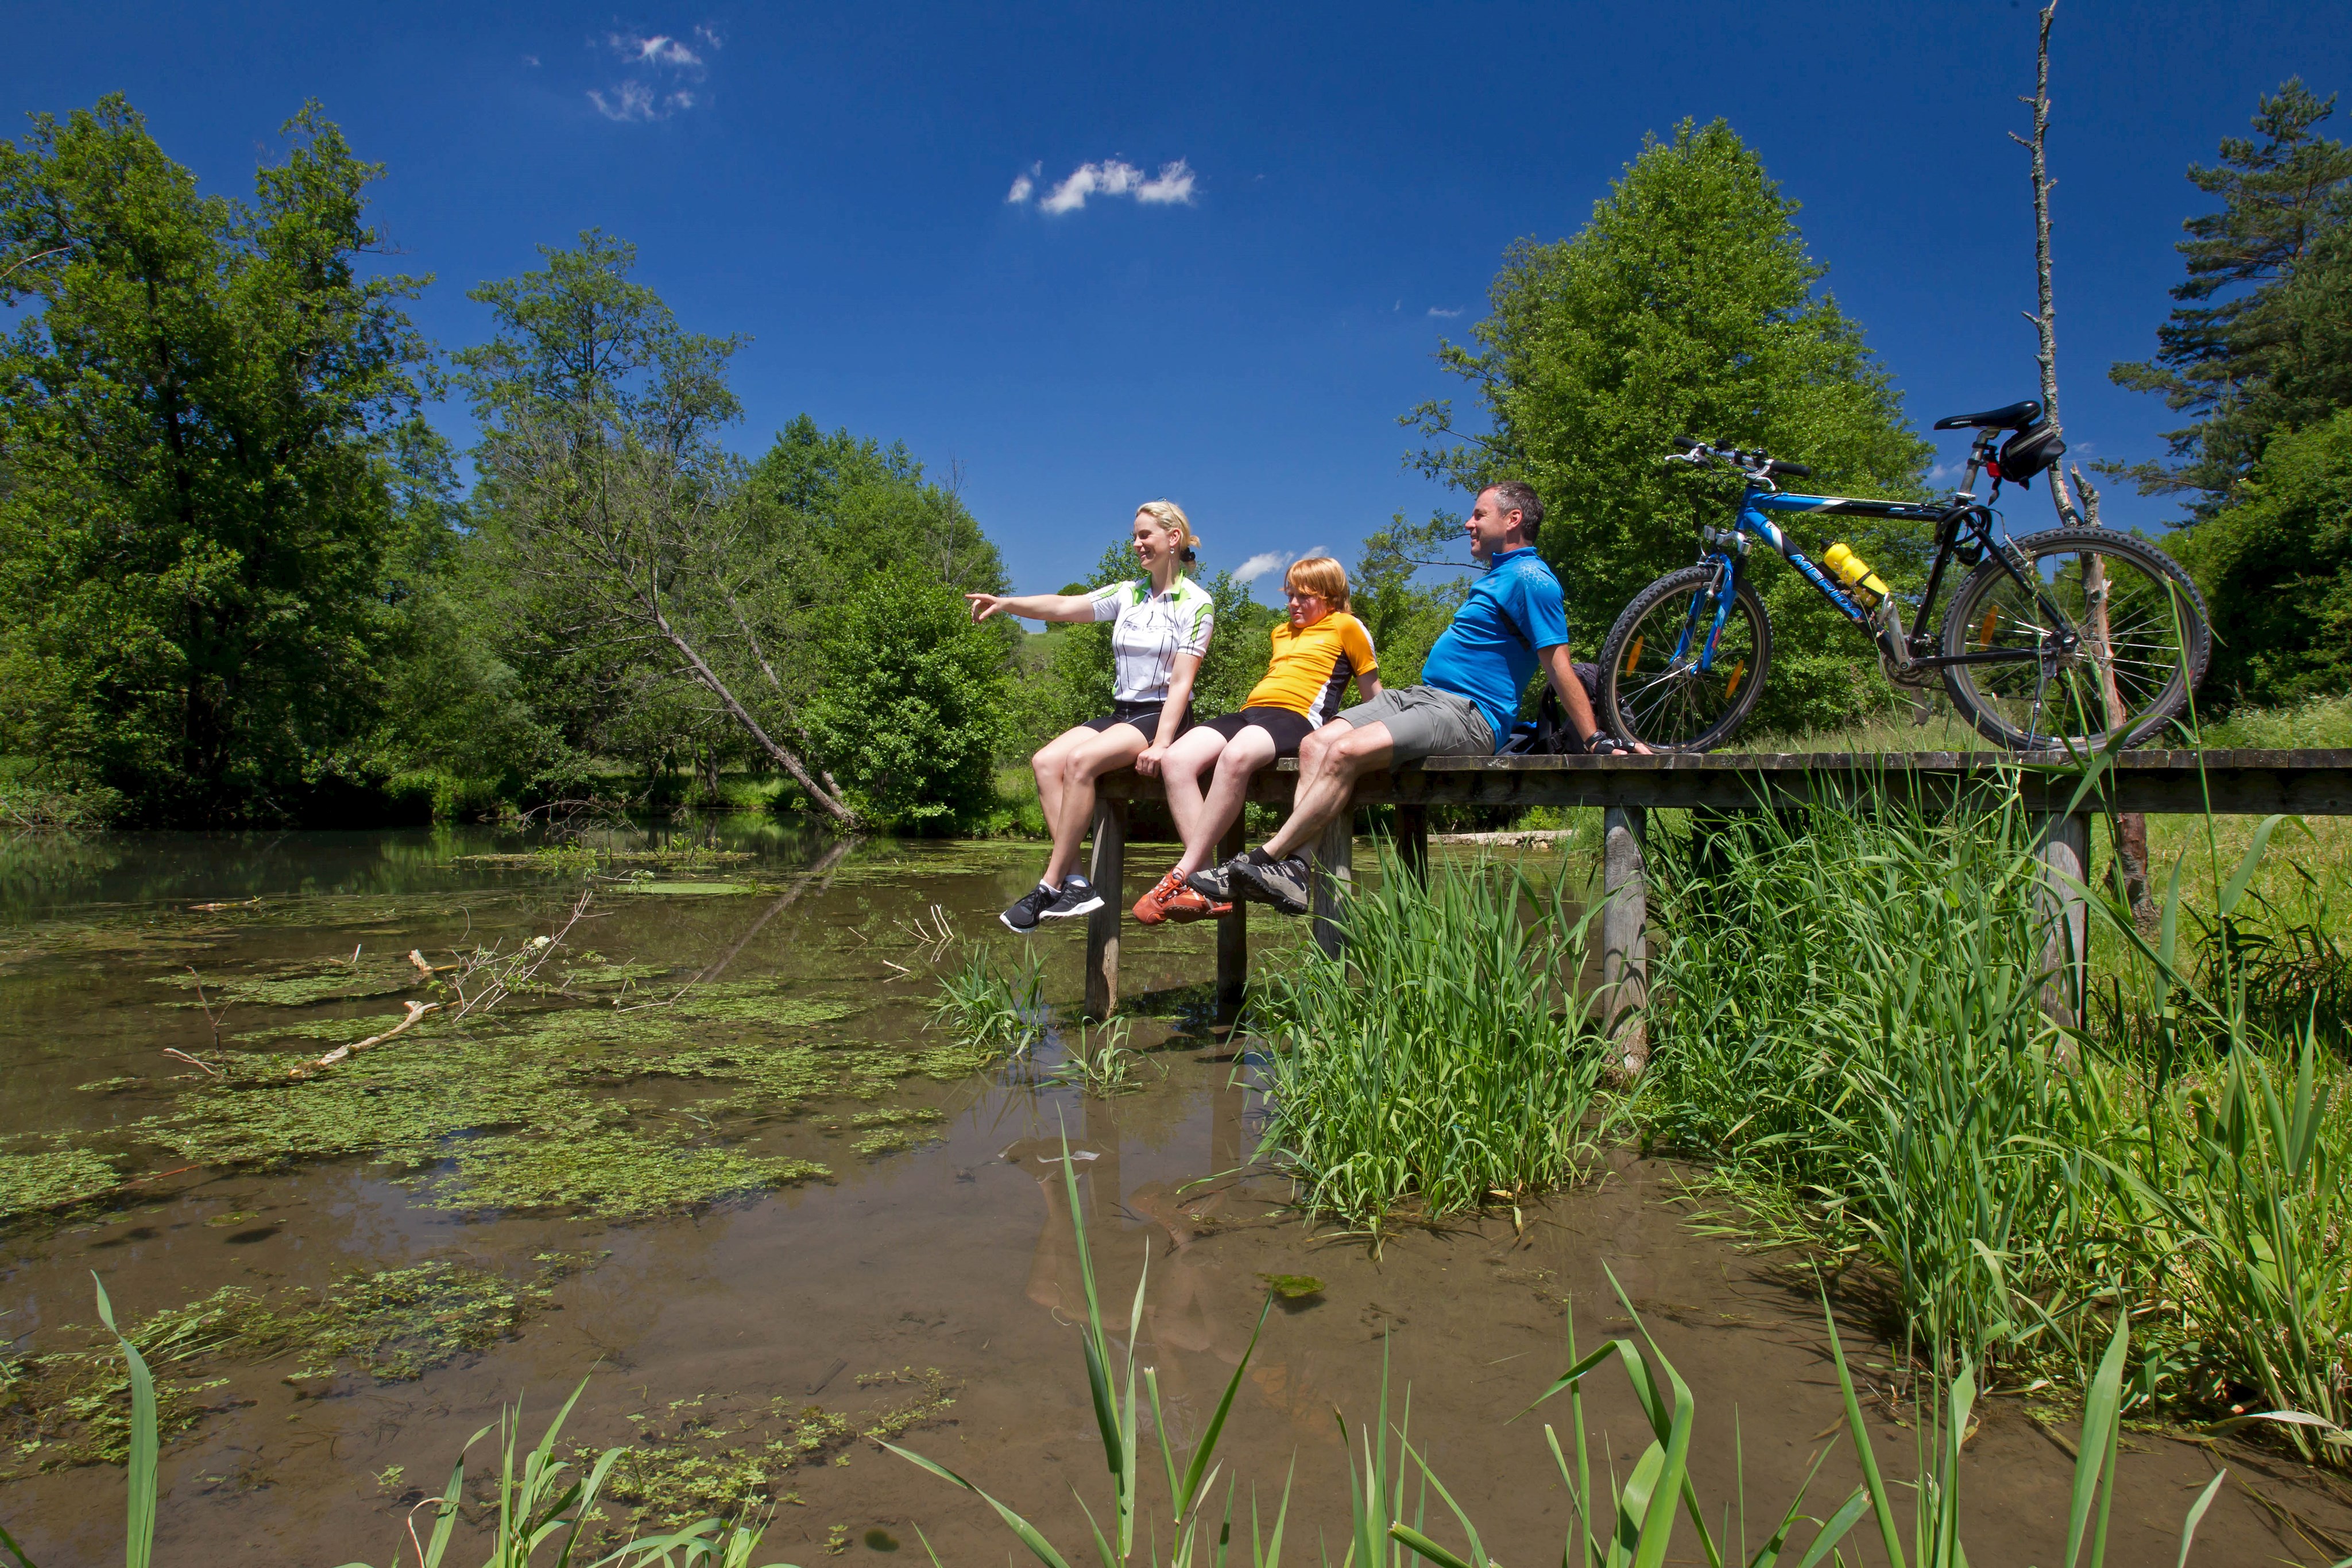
[
  {"x1": 301, "y1": 999, "x2": 443, "y2": 1073},
  {"x1": 293, "y1": 888, "x2": 595, "y2": 1075},
  {"x1": 162, "y1": 1047, "x2": 218, "y2": 1076}
]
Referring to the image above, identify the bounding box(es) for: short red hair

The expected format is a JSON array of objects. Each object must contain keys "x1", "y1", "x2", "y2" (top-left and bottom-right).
[{"x1": 1283, "y1": 556, "x2": 1350, "y2": 611}]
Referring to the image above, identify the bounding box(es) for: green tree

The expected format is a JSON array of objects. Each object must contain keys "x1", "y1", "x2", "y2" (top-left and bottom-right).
[
  {"x1": 455, "y1": 233, "x2": 873, "y2": 822},
  {"x1": 1409, "y1": 118, "x2": 1932, "y2": 733},
  {"x1": 0, "y1": 96, "x2": 435, "y2": 821},
  {"x1": 2165, "y1": 408, "x2": 2352, "y2": 707},
  {"x1": 804, "y1": 562, "x2": 1008, "y2": 831},
  {"x1": 2109, "y1": 80, "x2": 2352, "y2": 513},
  {"x1": 1351, "y1": 512, "x2": 1469, "y2": 689}
]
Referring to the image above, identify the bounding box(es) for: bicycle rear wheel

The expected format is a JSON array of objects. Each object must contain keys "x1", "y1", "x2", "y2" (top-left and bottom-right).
[
  {"x1": 1598, "y1": 565, "x2": 1773, "y2": 752},
  {"x1": 1938, "y1": 528, "x2": 2210, "y2": 750}
]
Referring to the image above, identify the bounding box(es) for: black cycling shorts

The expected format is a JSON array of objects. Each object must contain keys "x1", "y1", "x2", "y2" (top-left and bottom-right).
[
  {"x1": 1080, "y1": 699, "x2": 1192, "y2": 740},
  {"x1": 1200, "y1": 706, "x2": 1316, "y2": 758}
]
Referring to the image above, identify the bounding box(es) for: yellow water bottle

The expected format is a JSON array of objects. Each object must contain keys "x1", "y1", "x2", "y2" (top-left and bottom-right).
[{"x1": 1823, "y1": 542, "x2": 1889, "y2": 603}]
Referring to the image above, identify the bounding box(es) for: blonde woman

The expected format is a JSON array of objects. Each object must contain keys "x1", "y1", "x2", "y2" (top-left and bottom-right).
[
  {"x1": 1134, "y1": 556, "x2": 1379, "y2": 924},
  {"x1": 968, "y1": 501, "x2": 1214, "y2": 931}
]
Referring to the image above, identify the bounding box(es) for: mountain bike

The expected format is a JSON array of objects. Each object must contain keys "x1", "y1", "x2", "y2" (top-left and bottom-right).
[{"x1": 1594, "y1": 400, "x2": 2211, "y2": 752}]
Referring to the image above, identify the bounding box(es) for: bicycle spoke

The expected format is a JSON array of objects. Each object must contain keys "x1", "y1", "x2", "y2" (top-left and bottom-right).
[
  {"x1": 1608, "y1": 578, "x2": 1764, "y2": 750},
  {"x1": 1945, "y1": 536, "x2": 2198, "y2": 748}
]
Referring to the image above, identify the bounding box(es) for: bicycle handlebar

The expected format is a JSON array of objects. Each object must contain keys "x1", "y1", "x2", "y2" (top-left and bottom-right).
[{"x1": 1665, "y1": 439, "x2": 1809, "y2": 479}]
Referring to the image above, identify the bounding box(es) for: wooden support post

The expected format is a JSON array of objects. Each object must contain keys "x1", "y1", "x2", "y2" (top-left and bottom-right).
[
  {"x1": 1084, "y1": 797, "x2": 1127, "y2": 1020},
  {"x1": 1395, "y1": 803, "x2": 1429, "y2": 882},
  {"x1": 1310, "y1": 812, "x2": 1354, "y2": 959},
  {"x1": 1602, "y1": 804, "x2": 1649, "y2": 1076},
  {"x1": 2031, "y1": 809, "x2": 2090, "y2": 1034},
  {"x1": 1214, "y1": 819, "x2": 1248, "y2": 1015}
]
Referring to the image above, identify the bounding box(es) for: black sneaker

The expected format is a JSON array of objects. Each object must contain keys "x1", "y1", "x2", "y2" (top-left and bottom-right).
[
  {"x1": 1038, "y1": 874, "x2": 1104, "y2": 920},
  {"x1": 1232, "y1": 850, "x2": 1313, "y2": 917},
  {"x1": 1000, "y1": 882, "x2": 1059, "y2": 932},
  {"x1": 1186, "y1": 858, "x2": 1244, "y2": 902}
]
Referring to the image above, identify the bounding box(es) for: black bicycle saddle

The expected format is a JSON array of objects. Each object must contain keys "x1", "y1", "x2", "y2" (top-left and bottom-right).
[{"x1": 1933, "y1": 400, "x2": 2043, "y2": 432}]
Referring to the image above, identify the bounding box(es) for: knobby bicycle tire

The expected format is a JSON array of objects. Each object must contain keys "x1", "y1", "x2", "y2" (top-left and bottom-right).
[
  {"x1": 1938, "y1": 528, "x2": 2211, "y2": 750},
  {"x1": 1598, "y1": 565, "x2": 1774, "y2": 753}
]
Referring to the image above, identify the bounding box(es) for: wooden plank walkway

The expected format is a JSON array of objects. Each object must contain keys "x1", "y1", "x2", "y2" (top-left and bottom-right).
[{"x1": 1082, "y1": 749, "x2": 2352, "y2": 1063}]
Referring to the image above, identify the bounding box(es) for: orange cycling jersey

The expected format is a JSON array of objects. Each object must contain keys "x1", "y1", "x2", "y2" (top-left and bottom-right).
[{"x1": 1244, "y1": 611, "x2": 1378, "y2": 725}]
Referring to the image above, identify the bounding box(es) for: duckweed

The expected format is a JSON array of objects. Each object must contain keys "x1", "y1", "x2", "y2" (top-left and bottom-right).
[
  {"x1": 0, "y1": 1253, "x2": 593, "y2": 1473},
  {"x1": 849, "y1": 1109, "x2": 946, "y2": 1158},
  {"x1": 426, "y1": 1128, "x2": 829, "y2": 1219},
  {"x1": 0, "y1": 1145, "x2": 119, "y2": 1224},
  {"x1": 590, "y1": 1369, "x2": 954, "y2": 1532},
  {"x1": 150, "y1": 957, "x2": 420, "y2": 1009}
]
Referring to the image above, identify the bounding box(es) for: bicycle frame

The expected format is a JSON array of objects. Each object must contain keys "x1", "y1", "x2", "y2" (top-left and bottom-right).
[{"x1": 1678, "y1": 475, "x2": 2081, "y2": 676}]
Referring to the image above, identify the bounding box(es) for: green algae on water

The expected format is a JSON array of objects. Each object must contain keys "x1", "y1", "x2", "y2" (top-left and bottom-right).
[
  {"x1": 0, "y1": 1144, "x2": 119, "y2": 1224},
  {"x1": 849, "y1": 1108, "x2": 945, "y2": 1157},
  {"x1": 0, "y1": 1253, "x2": 594, "y2": 1474},
  {"x1": 425, "y1": 1128, "x2": 829, "y2": 1219},
  {"x1": 586, "y1": 1369, "x2": 955, "y2": 1534}
]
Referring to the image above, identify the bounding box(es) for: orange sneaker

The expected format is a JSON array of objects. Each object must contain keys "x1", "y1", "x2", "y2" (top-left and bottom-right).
[
  {"x1": 1132, "y1": 868, "x2": 1234, "y2": 925},
  {"x1": 1132, "y1": 868, "x2": 1186, "y2": 925},
  {"x1": 1160, "y1": 884, "x2": 1233, "y2": 923}
]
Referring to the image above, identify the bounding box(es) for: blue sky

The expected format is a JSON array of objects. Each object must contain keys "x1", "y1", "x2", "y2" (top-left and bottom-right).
[{"x1": 11, "y1": 1, "x2": 2352, "y2": 604}]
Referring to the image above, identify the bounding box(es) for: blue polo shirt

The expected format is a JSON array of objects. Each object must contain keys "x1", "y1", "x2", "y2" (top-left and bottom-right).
[{"x1": 1419, "y1": 548, "x2": 1570, "y2": 752}]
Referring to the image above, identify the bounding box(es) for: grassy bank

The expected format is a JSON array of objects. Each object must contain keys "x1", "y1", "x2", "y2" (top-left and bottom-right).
[{"x1": 1244, "y1": 777, "x2": 2352, "y2": 1464}]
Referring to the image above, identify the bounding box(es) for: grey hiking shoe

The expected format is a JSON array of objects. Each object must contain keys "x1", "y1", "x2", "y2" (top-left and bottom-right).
[
  {"x1": 1001, "y1": 882, "x2": 1059, "y2": 932},
  {"x1": 1038, "y1": 874, "x2": 1104, "y2": 920},
  {"x1": 1232, "y1": 851, "x2": 1312, "y2": 917},
  {"x1": 1185, "y1": 857, "x2": 1244, "y2": 902}
]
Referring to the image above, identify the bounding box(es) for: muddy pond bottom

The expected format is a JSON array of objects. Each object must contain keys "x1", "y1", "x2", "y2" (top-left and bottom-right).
[{"x1": 3, "y1": 824, "x2": 2349, "y2": 1566}]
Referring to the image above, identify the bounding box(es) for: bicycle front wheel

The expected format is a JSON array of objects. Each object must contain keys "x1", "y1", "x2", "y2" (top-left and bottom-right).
[
  {"x1": 1598, "y1": 565, "x2": 1773, "y2": 752},
  {"x1": 1939, "y1": 528, "x2": 2211, "y2": 750}
]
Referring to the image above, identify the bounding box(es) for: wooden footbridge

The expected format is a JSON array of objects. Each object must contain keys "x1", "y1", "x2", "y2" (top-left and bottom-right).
[{"x1": 1085, "y1": 749, "x2": 2352, "y2": 1057}]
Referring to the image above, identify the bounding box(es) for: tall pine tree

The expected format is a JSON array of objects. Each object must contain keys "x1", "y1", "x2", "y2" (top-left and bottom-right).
[{"x1": 2107, "y1": 80, "x2": 2352, "y2": 512}]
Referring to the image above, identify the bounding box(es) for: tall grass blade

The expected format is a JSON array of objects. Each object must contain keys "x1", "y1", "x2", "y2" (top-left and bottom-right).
[
  {"x1": 878, "y1": 1441, "x2": 1077, "y2": 1568},
  {"x1": 90, "y1": 1276, "x2": 157, "y2": 1568}
]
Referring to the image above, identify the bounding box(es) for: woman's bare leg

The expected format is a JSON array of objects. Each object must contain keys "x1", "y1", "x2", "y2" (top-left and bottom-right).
[
  {"x1": 1185, "y1": 726, "x2": 1278, "y2": 877},
  {"x1": 1029, "y1": 729, "x2": 1085, "y2": 877},
  {"x1": 1159, "y1": 726, "x2": 1231, "y2": 872},
  {"x1": 1043, "y1": 726, "x2": 1150, "y2": 886}
]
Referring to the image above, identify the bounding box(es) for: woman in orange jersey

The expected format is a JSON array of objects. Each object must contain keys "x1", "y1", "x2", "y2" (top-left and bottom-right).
[{"x1": 1132, "y1": 556, "x2": 1380, "y2": 925}]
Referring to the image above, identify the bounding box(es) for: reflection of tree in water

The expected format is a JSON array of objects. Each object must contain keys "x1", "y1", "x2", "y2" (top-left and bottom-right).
[{"x1": 1011, "y1": 1071, "x2": 1337, "y2": 1449}]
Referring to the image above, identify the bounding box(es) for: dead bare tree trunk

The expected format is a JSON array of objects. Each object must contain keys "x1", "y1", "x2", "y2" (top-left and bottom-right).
[{"x1": 2013, "y1": 0, "x2": 2154, "y2": 919}]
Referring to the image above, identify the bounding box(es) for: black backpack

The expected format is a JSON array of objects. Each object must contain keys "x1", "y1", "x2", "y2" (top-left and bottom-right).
[{"x1": 1502, "y1": 663, "x2": 1602, "y2": 756}]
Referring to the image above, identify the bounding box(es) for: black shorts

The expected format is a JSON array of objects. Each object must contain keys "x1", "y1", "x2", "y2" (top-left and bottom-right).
[
  {"x1": 1081, "y1": 700, "x2": 1192, "y2": 740},
  {"x1": 1201, "y1": 706, "x2": 1315, "y2": 757}
]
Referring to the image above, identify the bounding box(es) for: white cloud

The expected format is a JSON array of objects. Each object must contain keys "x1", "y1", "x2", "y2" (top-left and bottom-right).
[
  {"x1": 590, "y1": 80, "x2": 659, "y2": 121},
  {"x1": 1233, "y1": 551, "x2": 1293, "y2": 585},
  {"x1": 614, "y1": 32, "x2": 703, "y2": 69},
  {"x1": 1005, "y1": 162, "x2": 1040, "y2": 204},
  {"x1": 1929, "y1": 461, "x2": 1966, "y2": 484},
  {"x1": 522, "y1": 53, "x2": 540, "y2": 67},
  {"x1": 1018, "y1": 158, "x2": 1200, "y2": 214},
  {"x1": 1427, "y1": 305, "x2": 1463, "y2": 318},
  {"x1": 587, "y1": 25, "x2": 713, "y2": 122},
  {"x1": 1135, "y1": 159, "x2": 1197, "y2": 204}
]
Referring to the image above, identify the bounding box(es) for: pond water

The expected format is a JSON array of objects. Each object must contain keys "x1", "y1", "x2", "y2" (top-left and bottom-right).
[{"x1": 3, "y1": 823, "x2": 2349, "y2": 1566}]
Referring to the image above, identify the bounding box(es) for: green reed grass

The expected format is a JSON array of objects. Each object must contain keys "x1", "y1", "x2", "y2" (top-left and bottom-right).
[
  {"x1": 1048, "y1": 1019, "x2": 1152, "y2": 1097},
  {"x1": 1643, "y1": 779, "x2": 2352, "y2": 1462},
  {"x1": 887, "y1": 1140, "x2": 2225, "y2": 1568},
  {"x1": 1247, "y1": 846, "x2": 1609, "y2": 1234},
  {"x1": 929, "y1": 942, "x2": 1047, "y2": 1057}
]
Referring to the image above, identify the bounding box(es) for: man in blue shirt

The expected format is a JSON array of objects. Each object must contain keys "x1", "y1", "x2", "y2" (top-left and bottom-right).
[{"x1": 1190, "y1": 481, "x2": 1642, "y2": 916}]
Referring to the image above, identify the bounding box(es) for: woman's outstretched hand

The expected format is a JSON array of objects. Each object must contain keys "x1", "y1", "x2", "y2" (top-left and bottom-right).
[{"x1": 966, "y1": 592, "x2": 1007, "y2": 623}]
